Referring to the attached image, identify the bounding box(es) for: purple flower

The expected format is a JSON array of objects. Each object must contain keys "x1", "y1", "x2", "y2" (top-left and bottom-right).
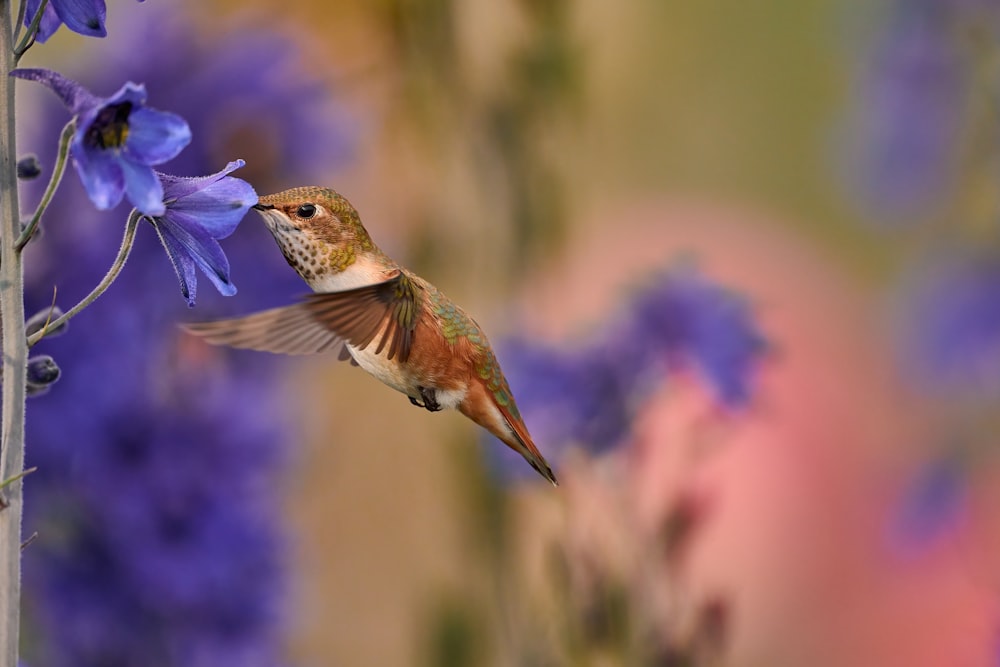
[
  {"x1": 11, "y1": 68, "x2": 191, "y2": 216},
  {"x1": 492, "y1": 265, "x2": 766, "y2": 478},
  {"x1": 501, "y1": 340, "x2": 632, "y2": 459},
  {"x1": 842, "y1": 0, "x2": 997, "y2": 224},
  {"x1": 150, "y1": 161, "x2": 258, "y2": 306},
  {"x1": 621, "y1": 264, "x2": 767, "y2": 407},
  {"x1": 890, "y1": 455, "x2": 968, "y2": 553},
  {"x1": 896, "y1": 250, "x2": 1000, "y2": 398},
  {"x1": 24, "y1": 0, "x2": 106, "y2": 42}
]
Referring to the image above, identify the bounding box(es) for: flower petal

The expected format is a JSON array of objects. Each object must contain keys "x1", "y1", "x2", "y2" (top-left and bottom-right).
[
  {"x1": 10, "y1": 68, "x2": 99, "y2": 115},
  {"x1": 123, "y1": 107, "x2": 191, "y2": 165},
  {"x1": 103, "y1": 80, "x2": 148, "y2": 108},
  {"x1": 154, "y1": 215, "x2": 237, "y2": 304},
  {"x1": 23, "y1": 0, "x2": 62, "y2": 42},
  {"x1": 51, "y1": 0, "x2": 107, "y2": 38},
  {"x1": 72, "y1": 143, "x2": 124, "y2": 210},
  {"x1": 120, "y1": 159, "x2": 165, "y2": 216},
  {"x1": 162, "y1": 173, "x2": 257, "y2": 238},
  {"x1": 153, "y1": 222, "x2": 199, "y2": 306},
  {"x1": 160, "y1": 159, "x2": 245, "y2": 200}
]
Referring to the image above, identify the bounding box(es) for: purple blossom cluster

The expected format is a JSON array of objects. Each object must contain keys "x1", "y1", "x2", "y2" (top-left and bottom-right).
[
  {"x1": 491, "y1": 264, "x2": 766, "y2": 477},
  {"x1": 17, "y1": 3, "x2": 350, "y2": 665},
  {"x1": 847, "y1": 0, "x2": 1000, "y2": 565}
]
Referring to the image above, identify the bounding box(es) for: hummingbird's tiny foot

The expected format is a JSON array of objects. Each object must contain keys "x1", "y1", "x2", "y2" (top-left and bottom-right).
[
  {"x1": 408, "y1": 396, "x2": 424, "y2": 409},
  {"x1": 418, "y1": 386, "x2": 442, "y2": 412}
]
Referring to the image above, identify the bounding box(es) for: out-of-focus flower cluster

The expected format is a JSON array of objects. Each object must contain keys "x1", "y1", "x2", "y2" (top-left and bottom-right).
[
  {"x1": 846, "y1": 0, "x2": 1000, "y2": 579},
  {"x1": 492, "y1": 263, "x2": 766, "y2": 476},
  {"x1": 18, "y1": 3, "x2": 351, "y2": 665},
  {"x1": 459, "y1": 263, "x2": 765, "y2": 661}
]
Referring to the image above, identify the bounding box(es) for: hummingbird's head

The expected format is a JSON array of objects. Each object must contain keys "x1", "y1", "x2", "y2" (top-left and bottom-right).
[{"x1": 252, "y1": 186, "x2": 379, "y2": 281}]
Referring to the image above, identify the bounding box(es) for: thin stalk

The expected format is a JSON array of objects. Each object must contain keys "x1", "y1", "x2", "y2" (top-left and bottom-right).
[
  {"x1": 12, "y1": 0, "x2": 45, "y2": 61},
  {"x1": 28, "y1": 210, "x2": 142, "y2": 347},
  {"x1": 12, "y1": 0, "x2": 25, "y2": 44},
  {"x1": 0, "y1": 0, "x2": 27, "y2": 664},
  {"x1": 16, "y1": 119, "x2": 74, "y2": 251}
]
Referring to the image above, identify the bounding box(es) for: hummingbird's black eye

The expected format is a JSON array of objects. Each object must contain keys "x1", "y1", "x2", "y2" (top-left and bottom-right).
[{"x1": 296, "y1": 203, "x2": 317, "y2": 219}]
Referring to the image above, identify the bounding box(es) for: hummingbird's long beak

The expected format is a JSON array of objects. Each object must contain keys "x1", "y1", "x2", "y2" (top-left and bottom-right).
[{"x1": 252, "y1": 203, "x2": 275, "y2": 211}]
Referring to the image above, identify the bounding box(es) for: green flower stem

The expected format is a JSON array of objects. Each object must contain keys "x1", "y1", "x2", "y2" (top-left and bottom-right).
[
  {"x1": 12, "y1": 0, "x2": 26, "y2": 45},
  {"x1": 17, "y1": 119, "x2": 74, "y2": 251},
  {"x1": 28, "y1": 209, "x2": 142, "y2": 347},
  {"x1": 0, "y1": 0, "x2": 27, "y2": 664},
  {"x1": 12, "y1": 0, "x2": 46, "y2": 61}
]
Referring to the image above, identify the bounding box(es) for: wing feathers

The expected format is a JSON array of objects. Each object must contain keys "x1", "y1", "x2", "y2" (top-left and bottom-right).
[
  {"x1": 184, "y1": 272, "x2": 420, "y2": 362},
  {"x1": 182, "y1": 303, "x2": 345, "y2": 356}
]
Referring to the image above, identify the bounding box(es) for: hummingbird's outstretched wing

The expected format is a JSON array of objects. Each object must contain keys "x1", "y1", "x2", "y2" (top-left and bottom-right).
[
  {"x1": 301, "y1": 270, "x2": 419, "y2": 363},
  {"x1": 184, "y1": 271, "x2": 420, "y2": 362},
  {"x1": 182, "y1": 302, "x2": 350, "y2": 356}
]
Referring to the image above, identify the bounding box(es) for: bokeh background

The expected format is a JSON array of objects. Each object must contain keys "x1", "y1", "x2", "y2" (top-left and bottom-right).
[{"x1": 11, "y1": 0, "x2": 1000, "y2": 665}]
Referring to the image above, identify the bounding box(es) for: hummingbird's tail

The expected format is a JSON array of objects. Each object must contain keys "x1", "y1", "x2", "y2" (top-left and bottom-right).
[{"x1": 460, "y1": 384, "x2": 558, "y2": 486}]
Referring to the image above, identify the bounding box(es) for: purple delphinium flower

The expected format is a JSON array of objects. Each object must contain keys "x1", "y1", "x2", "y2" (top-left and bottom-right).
[
  {"x1": 846, "y1": 0, "x2": 969, "y2": 224},
  {"x1": 17, "y1": 3, "x2": 352, "y2": 665},
  {"x1": 492, "y1": 265, "x2": 766, "y2": 478},
  {"x1": 11, "y1": 68, "x2": 191, "y2": 216},
  {"x1": 896, "y1": 250, "x2": 1000, "y2": 398},
  {"x1": 24, "y1": 0, "x2": 106, "y2": 42},
  {"x1": 150, "y1": 160, "x2": 258, "y2": 306}
]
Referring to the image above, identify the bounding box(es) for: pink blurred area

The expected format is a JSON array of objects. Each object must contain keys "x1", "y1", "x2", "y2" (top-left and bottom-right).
[{"x1": 592, "y1": 201, "x2": 999, "y2": 667}]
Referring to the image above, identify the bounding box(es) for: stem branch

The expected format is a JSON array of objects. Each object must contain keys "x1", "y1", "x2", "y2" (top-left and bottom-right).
[
  {"x1": 12, "y1": 0, "x2": 46, "y2": 61},
  {"x1": 16, "y1": 119, "x2": 74, "y2": 251},
  {"x1": 28, "y1": 210, "x2": 142, "y2": 347}
]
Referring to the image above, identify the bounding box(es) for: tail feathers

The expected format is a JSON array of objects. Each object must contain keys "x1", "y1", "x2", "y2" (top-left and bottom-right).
[{"x1": 491, "y1": 402, "x2": 558, "y2": 487}]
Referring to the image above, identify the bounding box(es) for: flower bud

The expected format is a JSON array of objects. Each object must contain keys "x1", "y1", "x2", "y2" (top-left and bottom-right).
[
  {"x1": 17, "y1": 155, "x2": 41, "y2": 180},
  {"x1": 27, "y1": 355, "x2": 60, "y2": 397},
  {"x1": 25, "y1": 306, "x2": 67, "y2": 338}
]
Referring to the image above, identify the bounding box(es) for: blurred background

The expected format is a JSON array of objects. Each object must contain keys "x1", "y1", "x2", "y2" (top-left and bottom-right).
[{"x1": 12, "y1": 0, "x2": 1000, "y2": 665}]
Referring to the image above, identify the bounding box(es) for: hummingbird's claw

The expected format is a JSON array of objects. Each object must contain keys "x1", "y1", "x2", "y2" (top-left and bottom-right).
[
  {"x1": 408, "y1": 396, "x2": 423, "y2": 408},
  {"x1": 418, "y1": 386, "x2": 442, "y2": 412}
]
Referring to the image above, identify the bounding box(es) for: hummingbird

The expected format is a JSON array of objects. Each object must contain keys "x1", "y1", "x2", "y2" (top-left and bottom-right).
[{"x1": 184, "y1": 186, "x2": 558, "y2": 485}]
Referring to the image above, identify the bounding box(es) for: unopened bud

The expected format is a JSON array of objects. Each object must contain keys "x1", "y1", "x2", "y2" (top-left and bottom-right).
[
  {"x1": 16, "y1": 155, "x2": 41, "y2": 180},
  {"x1": 26, "y1": 355, "x2": 60, "y2": 397},
  {"x1": 25, "y1": 306, "x2": 67, "y2": 338}
]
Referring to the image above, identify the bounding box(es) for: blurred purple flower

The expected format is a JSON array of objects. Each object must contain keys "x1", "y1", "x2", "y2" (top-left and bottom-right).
[
  {"x1": 501, "y1": 340, "x2": 632, "y2": 458},
  {"x1": 18, "y1": 3, "x2": 352, "y2": 665},
  {"x1": 25, "y1": 0, "x2": 106, "y2": 42},
  {"x1": 492, "y1": 265, "x2": 766, "y2": 477},
  {"x1": 890, "y1": 455, "x2": 968, "y2": 553},
  {"x1": 12, "y1": 68, "x2": 191, "y2": 215},
  {"x1": 151, "y1": 160, "x2": 258, "y2": 306},
  {"x1": 847, "y1": 0, "x2": 968, "y2": 223},
  {"x1": 896, "y1": 251, "x2": 1000, "y2": 398},
  {"x1": 622, "y1": 264, "x2": 766, "y2": 407}
]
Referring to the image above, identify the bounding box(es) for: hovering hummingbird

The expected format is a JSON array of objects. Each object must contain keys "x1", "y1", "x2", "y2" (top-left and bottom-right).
[{"x1": 185, "y1": 186, "x2": 558, "y2": 485}]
